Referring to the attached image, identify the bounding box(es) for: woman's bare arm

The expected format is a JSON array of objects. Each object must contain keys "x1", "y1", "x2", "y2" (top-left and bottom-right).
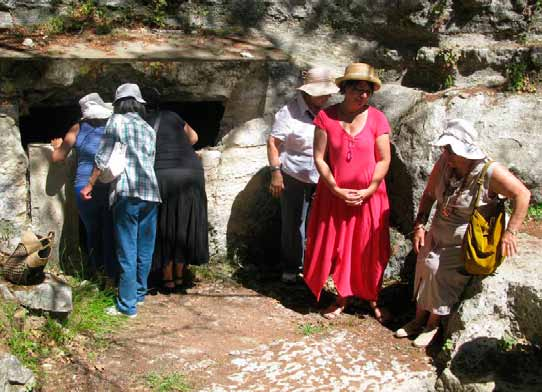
[
  {"x1": 184, "y1": 123, "x2": 198, "y2": 145},
  {"x1": 488, "y1": 164, "x2": 531, "y2": 256},
  {"x1": 51, "y1": 123, "x2": 79, "y2": 162}
]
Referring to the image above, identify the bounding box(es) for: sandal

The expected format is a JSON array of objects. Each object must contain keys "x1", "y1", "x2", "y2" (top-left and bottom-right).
[
  {"x1": 369, "y1": 301, "x2": 392, "y2": 324},
  {"x1": 321, "y1": 297, "x2": 347, "y2": 320},
  {"x1": 160, "y1": 280, "x2": 175, "y2": 295}
]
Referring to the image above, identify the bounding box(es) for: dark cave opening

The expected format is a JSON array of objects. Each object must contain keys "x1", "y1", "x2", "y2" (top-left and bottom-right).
[{"x1": 19, "y1": 101, "x2": 225, "y2": 150}]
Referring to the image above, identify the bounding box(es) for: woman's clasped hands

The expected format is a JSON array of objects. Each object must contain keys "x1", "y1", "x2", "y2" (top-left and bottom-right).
[{"x1": 333, "y1": 187, "x2": 371, "y2": 206}]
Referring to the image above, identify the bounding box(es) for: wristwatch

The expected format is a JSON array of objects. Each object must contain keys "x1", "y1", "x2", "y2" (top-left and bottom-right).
[{"x1": 269, "y1": 165, "x2": 281, "y2": 172}]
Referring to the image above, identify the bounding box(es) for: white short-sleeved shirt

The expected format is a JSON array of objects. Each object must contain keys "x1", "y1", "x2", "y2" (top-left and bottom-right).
[{"x1": 270, "y1": 94, "x2": 319, "y2": 184}]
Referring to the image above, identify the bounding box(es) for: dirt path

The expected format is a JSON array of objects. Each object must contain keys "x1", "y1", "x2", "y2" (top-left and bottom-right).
[{"x1": 40, "y1": 279, "x2": 436, "y2": 391}]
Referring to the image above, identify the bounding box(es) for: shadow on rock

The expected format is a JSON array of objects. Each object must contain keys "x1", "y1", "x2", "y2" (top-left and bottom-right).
[{"x1": 445, "y1": 336, "x2": 542, "y2": 389}]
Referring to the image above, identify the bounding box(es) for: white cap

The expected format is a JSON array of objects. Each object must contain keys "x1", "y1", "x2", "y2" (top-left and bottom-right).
[
  {"x1": 114, "y1": 83, "x2": 146, "y2": 104},
  {"x1": 432, "y1": 118, "x2": 486, "y2": 160},
  {"x1": 78, "y1": 93, "x2": 113, "y2": 120}
]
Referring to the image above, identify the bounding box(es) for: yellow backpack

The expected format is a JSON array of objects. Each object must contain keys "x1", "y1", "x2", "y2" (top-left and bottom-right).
[{"x1": 463, "y1": 161, "x2": 506, "y2": 275}]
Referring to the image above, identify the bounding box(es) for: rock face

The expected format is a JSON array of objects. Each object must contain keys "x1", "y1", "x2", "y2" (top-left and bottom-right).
[
  {"x1": 435, "y1": 235, "x2": 542, "y2": 392},
  {"x1": 0, "y1": 112, "x2": 29, "y2": 254},
  {"x1": 0, "y1": 352, "x2": 36, "y2": 392}
]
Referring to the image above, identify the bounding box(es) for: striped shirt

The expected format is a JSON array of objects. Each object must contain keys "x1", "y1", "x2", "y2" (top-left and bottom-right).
[{"x1": 95, "y1": 113, "x2": 161, "y2": 206}]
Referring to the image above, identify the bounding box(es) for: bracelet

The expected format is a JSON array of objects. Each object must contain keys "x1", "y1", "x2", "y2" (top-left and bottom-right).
[
  {"x1": 269, "y1": 165, "x2": 281, "y2": 172},
  {"x1": 506, "y1": 228, "x2": 518, "y2": 236}
]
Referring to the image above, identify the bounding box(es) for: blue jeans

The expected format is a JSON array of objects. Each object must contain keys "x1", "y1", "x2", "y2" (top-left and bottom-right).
[
  {"x1": 280, "y1": 172, "x2": 316, "y2": 274},
  {"x1": 75, "y1": 184, "x2": 116, "y2": 279},
  {"x1": 112, "y1": 197, "x2": 158, "y2": 316}
]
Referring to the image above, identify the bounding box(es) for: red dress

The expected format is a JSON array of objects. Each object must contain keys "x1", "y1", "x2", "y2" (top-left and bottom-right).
[{"x1": 304, "y1": 105, "x2": 391, "y2": 301}]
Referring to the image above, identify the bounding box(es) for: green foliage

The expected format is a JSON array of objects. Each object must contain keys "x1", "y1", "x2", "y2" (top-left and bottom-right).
[
  {"x1": 145, "y1": 0, "x2": 168, "y2": 28},
  {"x1": 46, "y1": 16, "x2": 66, "y2": 34},
  {"x1": 498, "y1": 334, "x2": 518, "y2": 351},
  {"x1": 0, "y1": 279, "x2": 124, "y2": 377},
  {"x1": 527, "y1": 203, "x2": 542, "y2": 221},
  {"x1": 436, "y1": 48, "x2": 459, "y2": 89},
  {"x1": 43, "y1": 0, "x2": 112, "y2": 35},
  {"x1": 442, "y1": 338, "x2": 454, "y2": 353},
  {"x1": 506, "y1": 61, "x2": 537, "y2": 93},
  {"x1": 298, "y1": 322, "x2": 327, "y2": 336},
  {"x1": 145, "y1": 372, "x2": 192, "y2": 392},
  {"x1": 66, "y1": 280, "x2": 123, "y2": 341}
]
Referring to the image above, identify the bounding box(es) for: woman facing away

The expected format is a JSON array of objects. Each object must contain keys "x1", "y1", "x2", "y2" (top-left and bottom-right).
[
  {"x1": 303, "y1": 63, "x2": 392, "y2": 323},
  {"x1": 81, "y1": 83, "x2": 161, "y2": 318},
  {"x1": 145, "y1": 90, "x2": 209, "y2": 294},
  {"x1": 395, "y1": 118, "x2": 530, "y2": 347},
  {"x1": 51, "y1": 92, "x2": 116, "y2": 282}
]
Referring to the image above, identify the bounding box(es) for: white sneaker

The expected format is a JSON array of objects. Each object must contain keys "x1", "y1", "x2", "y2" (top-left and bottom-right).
[
  {"x1": 394, "y1": 319, "x2": 424, "y2": 338},
  {"x1": 105, "y1": 305, "x2": 137, "y2": 319},
  {"x1": 281, "y1": 272, "x2": 297, "y2": 283},
  {"x1": 412, "y1": 327, "x2": 439, "y2": 347}
]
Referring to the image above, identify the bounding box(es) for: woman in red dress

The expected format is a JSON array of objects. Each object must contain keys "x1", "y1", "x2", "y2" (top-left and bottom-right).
[{"x1": 304, "y1": 63, "x2": 391, "y2": 322}]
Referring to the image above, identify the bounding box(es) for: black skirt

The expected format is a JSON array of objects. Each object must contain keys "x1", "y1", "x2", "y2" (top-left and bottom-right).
[{"x1": 152, "y1": 167, "x2": 209, "y2": 269}]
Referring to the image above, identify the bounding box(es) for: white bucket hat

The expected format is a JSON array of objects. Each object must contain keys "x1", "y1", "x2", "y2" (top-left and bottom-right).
[
  {"x1": 114, "y1": 83, "x2": 146, "y2": 104},
  {"x1": 297, "y1": 67, "x2": 340, "y2": 96},
  {"x1": 79, "y1": 93, "x2": 113, "y2": 120},
  {"x1": 432, "y1": 118, "x2": 486, "y2": 160}
]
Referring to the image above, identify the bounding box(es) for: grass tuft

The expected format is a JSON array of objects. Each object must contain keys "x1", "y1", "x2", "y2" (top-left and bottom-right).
[
  {"x1": 297, "y1": 322, "x2": 327, "y2": 336},
  {"x1": 145, "y1": 371, "x2": 192, "y2": 392}
]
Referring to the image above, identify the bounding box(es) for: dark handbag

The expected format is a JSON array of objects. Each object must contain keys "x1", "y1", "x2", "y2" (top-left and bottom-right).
[{"x1": 462, "y1": 161, "x2": 506, "y2": 275}]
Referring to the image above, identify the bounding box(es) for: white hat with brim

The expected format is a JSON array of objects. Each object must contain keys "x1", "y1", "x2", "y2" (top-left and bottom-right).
[
  {"x1": 79, "y1": 93, "x2": 113, "y2": 120},
  {"x1": 114, "y1": 83, "x2": 146, "y2": 104},
  {"x1": 432, "y1": 118, "x2": 486, "y2": 160},
  {"x1": 297, "y1": 67, "x2": 340, "y2": 96}
]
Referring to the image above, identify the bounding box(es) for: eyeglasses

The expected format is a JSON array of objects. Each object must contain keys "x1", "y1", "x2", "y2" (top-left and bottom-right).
[{"x1": 349, "y1": 85, "x2": 372, "y2": 96}]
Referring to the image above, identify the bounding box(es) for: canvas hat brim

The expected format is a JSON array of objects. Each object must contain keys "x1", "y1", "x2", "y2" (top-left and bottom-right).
[
  {"x1": 297, "y1": 81, "x2": 340, "y2": 96},
  {"x1": 82, "y1": 102, "x2": 113, "y2": 120},
  {"x1": 432, "y1": 134, "x2": 486, "y2": 159},
  {"x1": 335, "y1": 74, "x2": 382, "y2": 91}
]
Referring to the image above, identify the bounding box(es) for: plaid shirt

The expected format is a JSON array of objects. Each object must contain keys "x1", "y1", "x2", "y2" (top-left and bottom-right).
[{"x1": 95, "y1": 113, "x2": 161, "y2": 206}]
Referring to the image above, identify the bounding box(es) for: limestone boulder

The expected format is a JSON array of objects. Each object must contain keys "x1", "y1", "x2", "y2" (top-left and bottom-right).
[
  {"x1": 28, "y1": 144, "x2": 80, "y2": 270},
  {"x1": 388, "y1": 88, "x2": 542, "y2": 231},
  {"x1": 0, "y1": 113, "x2": 30, "y2": 253},
  {"x1": 0, "y1": 273, "x2": 73, "y2": 315},
  {"x1": 436, "y1": 235, "x2": 542, "y2": 392},
  {"x1": 0, "y1": 352, "x2": 36, "y2": 392},
  {"x1": 221, "y1": 117, "x2": 270, "y2": 148},
  {"x1": 203, "y1": 141, "x2": 280, "y2": 267}
]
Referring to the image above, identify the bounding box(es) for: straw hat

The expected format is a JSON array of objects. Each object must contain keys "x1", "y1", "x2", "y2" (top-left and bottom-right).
[
  {"x1": 335, "y1": 63, "x2": 382, "y2": 91},
  {"x1": 297, "y1": 67, "x2": 340, "y2": 96},
  {"x1": 79, "y1": 93, "x2": 113, "y2": 120},
  {"x1": 114, "y1": 83, "x2": 146, "y2": 104},
  {"x1": 432, "y1": 118, "x2": 486, "y2": 160}
]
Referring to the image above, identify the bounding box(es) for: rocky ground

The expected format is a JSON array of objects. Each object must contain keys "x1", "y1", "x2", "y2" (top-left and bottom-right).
[{"x1": 38, "y1": 278, "x2": 437, "y2": 392}]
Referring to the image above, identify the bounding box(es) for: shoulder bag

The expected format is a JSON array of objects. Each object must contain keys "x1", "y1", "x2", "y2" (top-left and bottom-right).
[{"x1": 463, "y1": 160, "x2": 506, "y2": 275}]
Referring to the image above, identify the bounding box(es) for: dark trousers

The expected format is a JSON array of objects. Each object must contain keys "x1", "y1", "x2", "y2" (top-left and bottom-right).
[{"x1": 280, "y1": 172, "x2": 316, "y2": 274}]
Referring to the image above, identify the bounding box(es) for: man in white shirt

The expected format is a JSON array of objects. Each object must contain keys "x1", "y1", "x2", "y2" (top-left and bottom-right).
[{"x1": 267, "y1": 67, "x2": 339, "y2": 283}]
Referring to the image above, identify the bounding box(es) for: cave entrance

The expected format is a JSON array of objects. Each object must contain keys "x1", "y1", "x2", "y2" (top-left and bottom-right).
[{"x1": 19, "y1": 100, "x2": 225, "y2": 149}]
